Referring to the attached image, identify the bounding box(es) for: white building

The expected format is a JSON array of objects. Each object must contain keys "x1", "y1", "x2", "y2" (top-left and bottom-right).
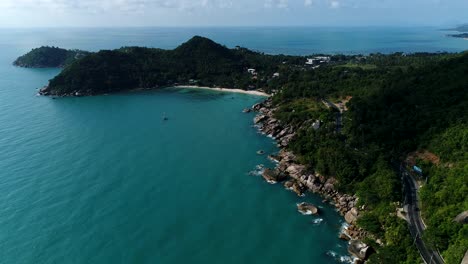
[
  {"x1": 306, "y1": 58, "x2": 314, "y2": 65},
  {"x1": 306, "y1": 56, "x2": 331, "y2": 65},
  {"x1": 315, "y1": 56, "x2": 331, "y2": 62},
  {"x1": 273, "y1": 73, "x2": 280, "y2": 78},
  {"x1": 247, "y1": 68, "x2": 256, "y2": 75}
]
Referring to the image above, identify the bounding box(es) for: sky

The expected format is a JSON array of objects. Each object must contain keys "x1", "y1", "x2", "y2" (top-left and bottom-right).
[{"x1": 0, "y1": 0, "x2": 467, "y2": 27}]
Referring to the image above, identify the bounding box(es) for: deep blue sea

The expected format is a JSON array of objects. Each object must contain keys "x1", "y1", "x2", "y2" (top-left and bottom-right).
[{"x1": 0, "y1": 27, "x2": 466, "y2": 264}]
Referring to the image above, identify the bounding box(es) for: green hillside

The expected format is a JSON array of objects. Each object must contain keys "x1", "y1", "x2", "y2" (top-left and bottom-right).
[{"x1": 14, "y1": 46, "x2": 89, "y2": 68}]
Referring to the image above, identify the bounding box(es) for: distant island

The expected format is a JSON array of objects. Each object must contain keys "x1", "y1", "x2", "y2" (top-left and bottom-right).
[
  {"x1": 14, "y1": 36, "x2": 468, "y2": 263},
  {"x1": 447, "y1": 24, "x2": 468, "y2": 32},
  {"x1": 14, "y1": 46, "x2": 89, "y2": 68},
  {"x1": 445, "y1": 24, "x2": 468, "y2": 40},
  {"x1": 448, "y1": 33, "x2": 468, "y2": 39}
]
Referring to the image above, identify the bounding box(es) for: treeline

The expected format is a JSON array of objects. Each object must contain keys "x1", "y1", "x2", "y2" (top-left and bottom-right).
[
  {"x1": 19, "y1": 37, "x2": 457, "y2": 98},
  {"x1": 272, "y1": 52, "x2": 468, "y2": 263}
]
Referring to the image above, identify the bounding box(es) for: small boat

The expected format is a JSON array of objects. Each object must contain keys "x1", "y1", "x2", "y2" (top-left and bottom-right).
[
  {"x1": 162, "y1": 112, "x2": 168, "y2": 121},
  {"x1": 257, "y1": 150, "x2": 265, "y2": 155}
]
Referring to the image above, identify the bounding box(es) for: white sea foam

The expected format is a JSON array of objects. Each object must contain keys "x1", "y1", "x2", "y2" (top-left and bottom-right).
[
  {"x1": 249, "y1": 164, "x2": 278, "y2": 184},
  {"x1": 248, "y1": 164, "x2": 265, "y2": 176},
  {"x1": 267, "y1": 156, "x2": 279, "y2": 163},
  {"x1": 301, "y1": 210, "x2": 313, "y2": 215},
  {"x1": 340, "y1": 221, "x2": 349, "y2": 233},
  {"x1": 296, "y1": 203, "x2": 315, "y2": 215},
  {"x1": 326, "y1": 249, "x2": 356, "y2": 264},
  {"x1": 312, "y1": 218, "x2": 323, "y2": 224},
  {"x1": 339, "y1": 255, "x2": 355, "y2": 263},
  {"x1": 266, "y1": 179, "x2": 277, "y2": 184}
]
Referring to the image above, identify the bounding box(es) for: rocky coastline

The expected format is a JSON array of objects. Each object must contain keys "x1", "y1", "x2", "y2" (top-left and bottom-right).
[{"x1": 251, "y1": 98, "x2": 374, "y2": 263}]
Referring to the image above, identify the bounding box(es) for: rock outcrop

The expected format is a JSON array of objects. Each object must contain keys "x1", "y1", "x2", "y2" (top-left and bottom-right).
[
  {"x1": 348, "y1": 240, "x2": 374, "y2": 261},
  {"x1": 254, "y1": 115, "x2": 267, "y2": 124},
  {"x1": 297, "y1": 202, "x2": 319, "y2": 215},
  {"x1": 343, "y1": 224, "x2": 368, "y2": 241},
  {"x1": 284, "y1": 180, "x2": 306, "y2": 196},
  {"x1": 345, "y1": 207, "x2": 360, "y2": 224},
  {"x1": 262, "y1": 168, "x2": 286, "y2": 183}
]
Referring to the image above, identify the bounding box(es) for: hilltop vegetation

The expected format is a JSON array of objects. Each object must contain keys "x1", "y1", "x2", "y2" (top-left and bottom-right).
[{"x1": 14, "y1": 46, "x2": 89, "y2": 68}]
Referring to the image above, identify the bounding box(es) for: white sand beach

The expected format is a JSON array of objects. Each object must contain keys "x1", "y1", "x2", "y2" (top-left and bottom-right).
[{"x1": 174, "y1": 85, "x2": 270, "y2": 97}]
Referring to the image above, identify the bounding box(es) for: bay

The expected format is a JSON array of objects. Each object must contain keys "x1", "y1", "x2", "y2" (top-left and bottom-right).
[{"x1": 0, "y1": 27, "x2": 465, "y2": 264}]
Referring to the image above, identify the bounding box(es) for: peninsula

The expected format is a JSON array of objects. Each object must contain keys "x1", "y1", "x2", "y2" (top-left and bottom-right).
[
  {"x1": 15, "y1": 37, "x2": 468, "y2": 263},
  {"x1": 23, "y1": 36, "x2": 301, "y2": 96},
  {"x1": 448, "y1": 33, "x2": 468, "y2": 39},
  {"x1": 445, "y1": 24, "x2": 468, "y2": 40},
  {"x1": 14, "y1": 46, "x2": 89, "y2": 68}
]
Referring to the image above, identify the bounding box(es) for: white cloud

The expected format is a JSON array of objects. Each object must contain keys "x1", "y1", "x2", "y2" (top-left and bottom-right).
[
  {"x1": 0, "y1": 0, "x2": 237, "y2": 13},
  {"x1": 264, "y1": 0, "x2": 288, "y2": 9},
  {"x1": 1, "y1": 0, "x2": 467, "y2": 27},
  {"x1": 329, "y1": 0, "x2": 340, "y2": 8},
  {"x1": 3, "y1": 0, "x2": 449, "y2": 14},
  {"x1": 277, "y1": 0, "x2": 288, "y2": 8}
]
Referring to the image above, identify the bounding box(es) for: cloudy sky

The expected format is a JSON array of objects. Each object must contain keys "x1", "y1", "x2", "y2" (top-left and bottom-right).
[{"x1": 0, "y1": 0, "x2": 466, "y2": 27}]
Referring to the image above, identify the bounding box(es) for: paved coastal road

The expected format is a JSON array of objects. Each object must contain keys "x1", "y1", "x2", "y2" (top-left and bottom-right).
[{"x1": 401, "y1": 168, "x2": 445, "y2": 264}]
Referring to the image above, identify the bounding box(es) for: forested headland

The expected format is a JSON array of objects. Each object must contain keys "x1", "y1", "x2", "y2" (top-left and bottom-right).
[{"x1": 14, "y1": 46, "x2": 89, "y2": 68}]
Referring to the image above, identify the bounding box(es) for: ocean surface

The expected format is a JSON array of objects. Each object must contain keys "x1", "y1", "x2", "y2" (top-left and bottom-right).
[{"x1": 0, "y1": 27, "x2": 466, "y2": 264}]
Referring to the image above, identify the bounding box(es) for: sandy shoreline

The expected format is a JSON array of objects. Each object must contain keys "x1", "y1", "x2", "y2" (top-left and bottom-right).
[{"x1": 173, "y1": 85, "x2": 270, "y2": 97}]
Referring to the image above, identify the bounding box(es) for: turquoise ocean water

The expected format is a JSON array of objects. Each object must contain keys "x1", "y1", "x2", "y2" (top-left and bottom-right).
[{"x1": 0, "y1": 28, "x2": 466, "y2": 264}]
